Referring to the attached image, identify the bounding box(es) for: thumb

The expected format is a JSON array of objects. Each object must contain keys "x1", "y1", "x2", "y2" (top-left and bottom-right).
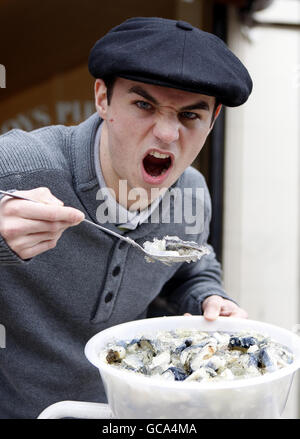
[
  {"x1": 36, "y1": 188, "x2": 64, "y2": 206},
  {"x1": 48, "y1": 197, "x2": 64, "y2": 206},
  {"x1": 19, "y1": 188, "x2": 64, "y2": 206},
  {"x1": 202, "y1": 296, "x2": 222, "y2": 321},
  {"x1": 43, "y1": 196, "x2": 64, "y2": 206}
]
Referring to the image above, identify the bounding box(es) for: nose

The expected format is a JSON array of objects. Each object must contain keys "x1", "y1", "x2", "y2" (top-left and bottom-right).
[{"x1": 152, "y1": 113, "x2": 180, "y2": 145}]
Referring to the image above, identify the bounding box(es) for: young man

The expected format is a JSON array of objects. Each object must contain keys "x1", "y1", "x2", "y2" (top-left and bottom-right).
[{"x1": 0, "y1": 17, "x2": 251, "y2": 418}]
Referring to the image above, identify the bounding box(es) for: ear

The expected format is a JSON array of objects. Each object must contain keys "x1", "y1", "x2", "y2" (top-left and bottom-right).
[
  {"x1": 214, "y1": 103, "x2": 222, "y2": 120},
  {"x1": 209, "y1": 104, "x2": 222, "y2": 132},
  {"x1": 94, "y1": 78, "x2": 108, "y2": 119}
]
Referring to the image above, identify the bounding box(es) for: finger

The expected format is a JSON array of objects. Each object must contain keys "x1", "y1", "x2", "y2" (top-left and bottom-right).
[
  {"x1": 1, "y1": 217, "x2": 70, "y2": 239},
  {"x1": 183, "y1": 313, "x2": 192, "y2": 316},
  {"x1": 4, "y1": 200, "x2": 84, "y2": 224},
  {"x1": 219, "y1": 309, "x2": 231, "y2": 316},
  {"x1": 18, "y1": 239, "x2": 58, "y2": 259},
  {"x1": 227, "y1": 309, "x2": 248, "y2": 319},
  {"x1": 203, "y1": 297, "x2": 222, "y2": 321},
  {"x1": 219, "y1": 301, "x2": 248, "y2": 319},
  {"x1": 10, "y1": 230, "x2": 63, "y2": 251},
  {"x1": 219, "y1": 302, "x2": 238, "y2": 316}
]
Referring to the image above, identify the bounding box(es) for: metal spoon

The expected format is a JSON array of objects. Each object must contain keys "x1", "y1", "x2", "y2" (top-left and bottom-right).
[{"x1": 0, "y1": 189, "x2": 210, "y2": 265}]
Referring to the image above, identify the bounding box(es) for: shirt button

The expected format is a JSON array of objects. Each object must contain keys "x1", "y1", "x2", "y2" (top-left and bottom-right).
[
  {"x1": 104, "y1": 292, "x2": 114, "y2": 303},
  {"x1": 112, "y1": 266, "x2": 121, "y2": 276}
]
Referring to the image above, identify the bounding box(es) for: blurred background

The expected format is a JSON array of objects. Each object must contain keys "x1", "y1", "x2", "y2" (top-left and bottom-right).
[{"x1": 0, "y1": 0, "x2": 299, "y2": 417}]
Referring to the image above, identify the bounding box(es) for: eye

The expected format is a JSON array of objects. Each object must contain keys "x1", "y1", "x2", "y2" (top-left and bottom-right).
[
  {"x1": 179, "y1": 111, "x2": 199, "y2": 121},
  {"x1": 135, "y1": 100, "x2": 153, "y2": 111}
]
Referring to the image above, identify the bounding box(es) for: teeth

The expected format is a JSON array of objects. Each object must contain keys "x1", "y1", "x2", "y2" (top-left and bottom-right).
[{"x1": 149, "y1": 151, "x2": 170, "y2": 159}]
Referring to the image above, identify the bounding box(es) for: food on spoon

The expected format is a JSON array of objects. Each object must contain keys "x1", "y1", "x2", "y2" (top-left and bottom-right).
[
  {"x1": 142, "y1": 235, "x2": 210, "y2": 264},
  {"x1": 101, "y1": 329, "x2": 294, "y2": 382}
]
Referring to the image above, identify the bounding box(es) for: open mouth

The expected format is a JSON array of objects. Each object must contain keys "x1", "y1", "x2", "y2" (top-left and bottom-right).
[{"x1": 142, "y1": 150, "x2": 172, "y2": 178}]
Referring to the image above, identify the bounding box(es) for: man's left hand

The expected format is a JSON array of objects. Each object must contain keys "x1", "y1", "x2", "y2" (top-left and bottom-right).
[{"x1": 185, "y1": 295, "x2": 248, "y2": 321}]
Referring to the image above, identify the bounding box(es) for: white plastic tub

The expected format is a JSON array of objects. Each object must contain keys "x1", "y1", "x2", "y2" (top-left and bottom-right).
[{"x1": 38, "y1": 316, "x2": 300, "y2": 419}]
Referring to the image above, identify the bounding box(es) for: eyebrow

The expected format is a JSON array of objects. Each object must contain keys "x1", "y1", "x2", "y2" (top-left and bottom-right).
[
  {"x1": 128, "y1": 86, "x2": 159, "y2": 105},
  {"x1": 128, "y1": 85, "x2": 211, "y2": 112},
  {"x1": 180, "y1": 101, "x2": 210, "y2": 112}
]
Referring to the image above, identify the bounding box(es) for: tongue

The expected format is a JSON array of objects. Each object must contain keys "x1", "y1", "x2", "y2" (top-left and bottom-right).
[{"x1": 143, "y1": 155, "x2": 170, "y2": 177}]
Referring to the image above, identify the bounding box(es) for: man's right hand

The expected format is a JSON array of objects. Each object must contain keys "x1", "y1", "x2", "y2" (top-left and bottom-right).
[{"x1": 0, "y1": 187, "x2": 85, "y2": 259}]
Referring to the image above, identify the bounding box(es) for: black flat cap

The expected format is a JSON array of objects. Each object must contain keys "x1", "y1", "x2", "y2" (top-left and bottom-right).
[{"x1": 88, "y1": 17, "x2": 252, "y2": 107}]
